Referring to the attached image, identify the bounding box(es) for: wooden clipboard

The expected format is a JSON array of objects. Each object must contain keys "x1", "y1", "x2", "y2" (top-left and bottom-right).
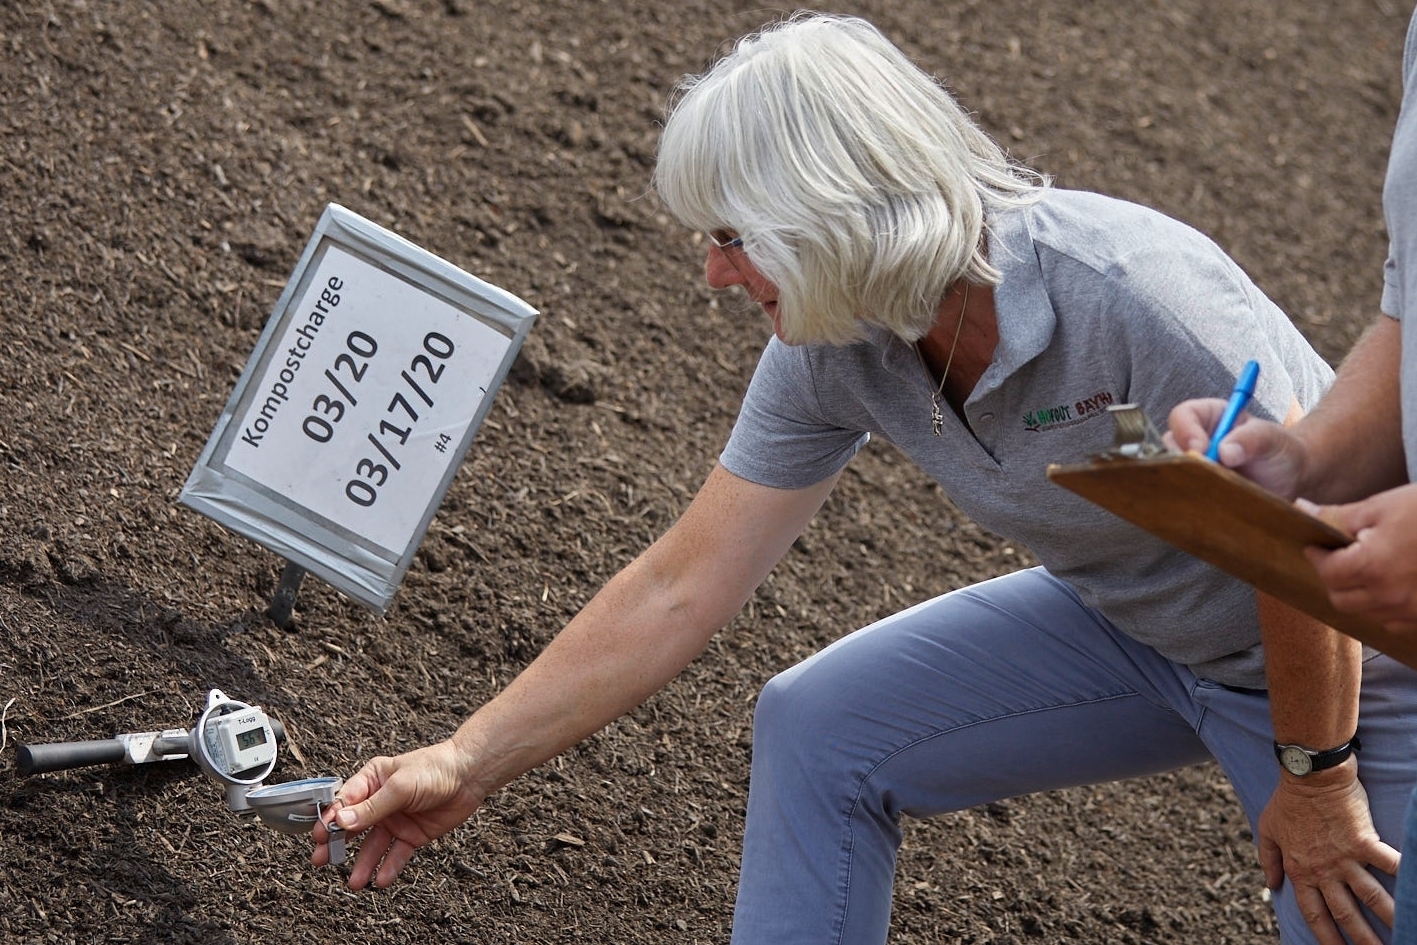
[{"x1": 1047, "y1": 451, "x2": 1414, "y2": 662}]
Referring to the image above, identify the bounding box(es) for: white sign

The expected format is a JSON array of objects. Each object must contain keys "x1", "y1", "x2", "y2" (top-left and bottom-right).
[
  {"x1": 181, "y1": 205, "x2": 537, "y2": 612},
  {"x1": 222, "y1": 243, "x2": 510, "y2": 553}
]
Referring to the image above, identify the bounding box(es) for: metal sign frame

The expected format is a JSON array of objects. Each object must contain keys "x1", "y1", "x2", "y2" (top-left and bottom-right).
[{"x1": 180, "y1": 203, "x2": 536, "y2": 613}]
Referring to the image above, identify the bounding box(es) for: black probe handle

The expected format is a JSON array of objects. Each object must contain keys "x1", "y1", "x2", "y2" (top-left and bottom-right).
[{"x1": 16, "y1": 739, "x2": 127, "y2": 776}]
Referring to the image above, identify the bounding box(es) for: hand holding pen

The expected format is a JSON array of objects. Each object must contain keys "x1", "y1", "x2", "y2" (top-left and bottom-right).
[{"x1": 1204, "y1": 359, "x2": 1260, "y2": 462}]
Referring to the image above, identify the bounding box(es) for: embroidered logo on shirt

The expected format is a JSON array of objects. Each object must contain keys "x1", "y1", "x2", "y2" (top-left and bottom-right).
[{"x1": 1023, "y1": 390, "x2": 1117, "y2": 432}]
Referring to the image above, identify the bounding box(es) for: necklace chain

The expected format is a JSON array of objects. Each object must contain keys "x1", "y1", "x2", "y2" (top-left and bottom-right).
[{"x1": 914, "y1": 283, "x2": 970, "y2": 436}]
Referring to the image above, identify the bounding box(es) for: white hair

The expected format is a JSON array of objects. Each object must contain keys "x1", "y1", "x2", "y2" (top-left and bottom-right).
[{"x1": 654, "y1": 13, "x2": 1048, "y2": 345}]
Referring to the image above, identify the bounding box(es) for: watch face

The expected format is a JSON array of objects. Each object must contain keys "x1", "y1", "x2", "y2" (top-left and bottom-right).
[{"x1": 1279, "y1": 746, "x2": 1314, "y2": 776}]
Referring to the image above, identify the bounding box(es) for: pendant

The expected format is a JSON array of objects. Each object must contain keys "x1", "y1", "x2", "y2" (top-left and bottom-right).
[{"x1": 930, "y1": 398, "x2": 944, "y2": 437}]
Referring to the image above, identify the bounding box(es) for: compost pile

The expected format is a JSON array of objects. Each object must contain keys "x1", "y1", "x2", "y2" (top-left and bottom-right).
[{"x1": 0, "y1": 1, "x2": 1405, "y2": 942}]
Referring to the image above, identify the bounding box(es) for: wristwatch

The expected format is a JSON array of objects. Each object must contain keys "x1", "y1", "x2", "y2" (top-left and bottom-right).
[{"x1": 1273, "y1": 735, "x2": 1361, "y2": 776}]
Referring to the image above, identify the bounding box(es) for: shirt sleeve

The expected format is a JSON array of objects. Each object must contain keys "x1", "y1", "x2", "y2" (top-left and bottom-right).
[
  {"x1": 1098, "y1": 229, "x2": 1332, "y2": 424},
  {"x1": 1381, "y1": 9, "x2": 1417, "y2": 322},
  {"x1": 719, "y1": 338, "x2": 869, "y2": 489}
]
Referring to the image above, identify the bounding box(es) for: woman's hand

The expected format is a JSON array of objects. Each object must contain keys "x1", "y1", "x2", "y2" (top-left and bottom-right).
[
  {"x1": 1258, "y1": 764, "x2": 1399, "y2": 945},
  {"x1": 313, "y1": 739, "x2": 485, "y2": 889}
]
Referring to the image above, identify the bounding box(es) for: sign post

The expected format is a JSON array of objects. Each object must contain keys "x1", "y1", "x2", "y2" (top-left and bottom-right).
[{"x1": 181, "y1": 204, "x2": 536, "y2": 617}]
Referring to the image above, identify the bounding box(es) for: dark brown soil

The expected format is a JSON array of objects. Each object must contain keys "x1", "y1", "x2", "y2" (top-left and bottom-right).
[{"x1": 0, "y1": 1, "x2": 1407, "y2": 943}]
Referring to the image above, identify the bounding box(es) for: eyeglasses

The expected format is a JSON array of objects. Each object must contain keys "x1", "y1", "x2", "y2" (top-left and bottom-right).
[{"x1": 707, "y1": 229, "x2": 744, "y2": 251}]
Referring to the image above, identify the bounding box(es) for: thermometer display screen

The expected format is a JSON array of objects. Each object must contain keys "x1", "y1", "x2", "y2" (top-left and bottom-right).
[{"x1": 207, "y1": 709, "x2": 277, "y2": 777}]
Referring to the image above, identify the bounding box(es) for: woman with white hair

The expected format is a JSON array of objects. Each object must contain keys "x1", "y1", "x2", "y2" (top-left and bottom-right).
[{"x1": 316, "y1": 15, "x2": 1417, "y2": 944}]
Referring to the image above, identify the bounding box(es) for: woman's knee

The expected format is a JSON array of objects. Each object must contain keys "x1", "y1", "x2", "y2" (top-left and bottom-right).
[{"x1": 753, "y1": 658, "x2": 857, "y2": 764}]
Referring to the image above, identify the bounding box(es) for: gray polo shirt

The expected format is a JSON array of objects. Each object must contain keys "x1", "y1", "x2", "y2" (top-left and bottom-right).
[
  {"x1": 1382, "y1": 8, "x2": 1417, "y2": 477},
  {"x1": 721, "y1": 188, "x2": 1333, "y2": 688}
]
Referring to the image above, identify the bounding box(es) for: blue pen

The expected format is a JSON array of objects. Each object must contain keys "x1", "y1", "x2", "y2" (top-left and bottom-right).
[{"x1": 1204, "y1": 359, "x2": 1260, "y2": 461}]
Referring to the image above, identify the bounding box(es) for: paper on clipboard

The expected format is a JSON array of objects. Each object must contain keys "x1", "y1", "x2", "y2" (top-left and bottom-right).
[{"x1": 1046, "y1": 450, "x2": 1415, "y2": 662}]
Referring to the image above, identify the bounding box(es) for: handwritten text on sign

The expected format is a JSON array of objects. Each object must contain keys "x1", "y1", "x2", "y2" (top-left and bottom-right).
[{"x1": 224, "y1": 243, "x2": 512, "y2": 554}]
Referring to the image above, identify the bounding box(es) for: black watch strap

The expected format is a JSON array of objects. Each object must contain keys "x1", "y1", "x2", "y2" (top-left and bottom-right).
[{"x1": 1273, "y1": 735, "x2": 1362, "y2": 776}]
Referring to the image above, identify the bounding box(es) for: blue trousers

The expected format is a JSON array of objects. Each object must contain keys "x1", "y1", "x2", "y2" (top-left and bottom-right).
[
  {"x1": 732, "y1": 568, "x2": 1417, "y2": 944},
  {"x1": 1395, "y1": 788, "x2": 1417, "y2": 944}
]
